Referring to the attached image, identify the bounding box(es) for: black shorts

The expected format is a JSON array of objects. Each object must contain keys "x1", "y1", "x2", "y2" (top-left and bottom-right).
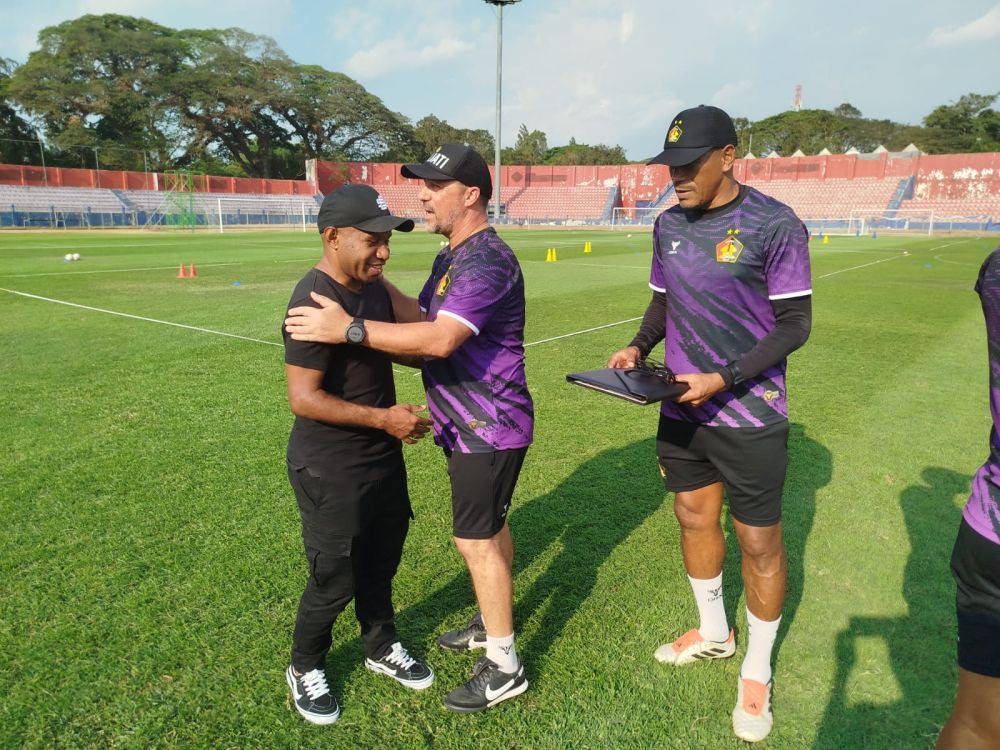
[
  {"x1": 446, "y1": 448, "x2": 528, "y2": 539},
  {"x1": 655, "y1": 416, "x2": 789, "y2": 527},
  {"x1": 951, "y1": 517, "x2": 1000, "y2": 677}
]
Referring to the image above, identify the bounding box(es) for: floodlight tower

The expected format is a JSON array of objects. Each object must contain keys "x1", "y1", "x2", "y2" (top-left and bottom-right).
[{"x1": 484, "y1": 0, "x2": 521, "y2": 225}]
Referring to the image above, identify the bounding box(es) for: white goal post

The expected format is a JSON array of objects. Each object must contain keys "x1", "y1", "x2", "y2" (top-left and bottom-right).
[
  {"x1": 611, "y1": 206, "x2": 662, "y2": 227},
  {"x1": 844, "y1": 209, "x2": 935, "y2": 236},
  {"x1": 211, "y1": 196, "x2": 318, "y2": 233}
]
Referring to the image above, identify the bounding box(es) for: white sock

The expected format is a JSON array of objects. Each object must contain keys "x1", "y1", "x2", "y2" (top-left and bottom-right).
[
  {"x1": 688, "y1": 574, "x2": 729, "y2": 642},
  {"x1": 486, "y1": 633, "x2": 518, "y2": 673},
  {"x1": 741, "y1": 609, "x2": 780, "y2": 684}
]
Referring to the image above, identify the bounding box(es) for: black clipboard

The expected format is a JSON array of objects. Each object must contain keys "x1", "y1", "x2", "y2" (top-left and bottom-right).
[{"x1": 566, "y1": 367, "x2": 689, "y2": 405}]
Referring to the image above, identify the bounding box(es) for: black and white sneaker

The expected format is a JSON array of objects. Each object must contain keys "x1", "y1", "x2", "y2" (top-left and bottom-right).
[
  {"x1": 364, "y1": 642, "x2": 434, "y2": 690},
  {"x1": 285, "y1": 665, "x2": 340, "y2": 725},
  {"x1": 437, "y1": 611, "x2": 487, "y2": 652},
  {"x1": 442, "y1": 656, "x2": 528, "y2": 713}
]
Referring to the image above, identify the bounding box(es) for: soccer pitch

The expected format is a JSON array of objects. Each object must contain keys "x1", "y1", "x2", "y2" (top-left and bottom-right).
[{"x1": 1, "y1": 228, "x2": 995, "y2": 748}]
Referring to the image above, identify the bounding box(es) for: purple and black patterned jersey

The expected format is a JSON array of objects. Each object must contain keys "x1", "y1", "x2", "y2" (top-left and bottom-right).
[
  {"x1": 649, "y1": 185, "x2": 812, "y2": 428},
  {"x1": 417, "y1": 227, "x2": 534, "y2": 453},
  {"x1": 966, "y1": 247, "x2": 1000, "y2": 545}
]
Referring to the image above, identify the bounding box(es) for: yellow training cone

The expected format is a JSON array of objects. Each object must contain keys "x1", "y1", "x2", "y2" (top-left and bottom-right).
[
  {"x1": 822, "y1": 235, "x2": 829, "y2": 245},
  {"x1": 584, "y1": 241, "x2": 592, "y2": 253}
]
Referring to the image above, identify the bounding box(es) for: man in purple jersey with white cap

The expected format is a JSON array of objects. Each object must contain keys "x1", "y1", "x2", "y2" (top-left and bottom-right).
[
  {"x1": 608, "y1": 105, "x2": 812, "y2": 742},
  {"x1": 285, "y1": 144, "x2": 533, "y2": 713},
  {"x1": 937, "y1": 247, "x2": 1000, "y2": 749}
]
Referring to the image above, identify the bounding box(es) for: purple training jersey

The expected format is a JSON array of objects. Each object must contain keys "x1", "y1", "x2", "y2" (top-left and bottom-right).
[
  {"x1": 965, "y1": 247, "x2": 1000, "y2": 545},
  {"x1": 417, "y1": 227, "x2": 534, "y2": 453},
  {"x1": 649, "y1": 185, "x2": 812, "y2": 428}
]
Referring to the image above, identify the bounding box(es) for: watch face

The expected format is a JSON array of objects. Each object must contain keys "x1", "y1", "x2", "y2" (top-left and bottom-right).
[{"x1": 346, "y1": 321, "x2": 365, "y2": 344}]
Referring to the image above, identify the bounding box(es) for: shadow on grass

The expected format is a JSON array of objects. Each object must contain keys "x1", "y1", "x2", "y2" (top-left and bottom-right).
[
  {"x1": 321, "y1": 422, "x2": 828, "y2": 702},
  {"x1": 813, "y1": 467, "x2": 966, "y2": 749},
  {"x1": 326, "y1": 437, "x2": 667, "y2": 692}
]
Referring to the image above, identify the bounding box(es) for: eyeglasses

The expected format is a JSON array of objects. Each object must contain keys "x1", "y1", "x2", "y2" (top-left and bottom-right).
[{"x1": 628, "y1": 356, "x2": 678, "y2": 385}]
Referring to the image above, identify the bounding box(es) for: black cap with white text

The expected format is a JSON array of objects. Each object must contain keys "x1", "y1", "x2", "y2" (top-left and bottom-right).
[
  {"x1": 401, "y1": 144, "x2": 493, "y2": 203},
  {"x1": 316, "y1": 184, "x2": 414, "y2": 234}
]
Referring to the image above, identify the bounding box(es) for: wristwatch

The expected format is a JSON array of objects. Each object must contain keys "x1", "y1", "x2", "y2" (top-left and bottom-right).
[
  {"x1": 721, "y1": 361, "x2": 745, "y2": 388},
  {"x1": 345, "y1": 317, "x2": 367, "y2": 345}
]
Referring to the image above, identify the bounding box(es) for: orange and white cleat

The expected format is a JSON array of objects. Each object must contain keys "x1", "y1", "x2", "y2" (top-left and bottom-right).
[
  {"x1": 732, "y1": 678, "x2": 773, "y2": 742},
  {"x1": 653, "y1": 628, "x2": 735, "y2": 666}
]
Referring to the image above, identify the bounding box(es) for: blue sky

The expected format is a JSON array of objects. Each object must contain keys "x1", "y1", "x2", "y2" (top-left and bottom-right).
[{"x1": 2, "y1": 1, "x2": 999, "y2": 160}]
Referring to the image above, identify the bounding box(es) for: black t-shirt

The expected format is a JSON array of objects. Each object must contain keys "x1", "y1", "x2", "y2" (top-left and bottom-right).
[{"x1": 282, "y1": 267, "x2": 401, "y2": 478}]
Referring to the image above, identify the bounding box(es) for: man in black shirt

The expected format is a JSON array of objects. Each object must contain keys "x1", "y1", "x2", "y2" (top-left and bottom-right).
[{"x1": 281, "y1": 184, "x2": 434, "y2": 725}]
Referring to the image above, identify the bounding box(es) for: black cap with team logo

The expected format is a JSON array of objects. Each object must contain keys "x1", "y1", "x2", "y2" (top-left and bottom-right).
[
  {"x1": 648, "y1": 105, "x2": 738, "y2": 167},
  {"x1": 401, "y1": 143, "x2": 493, "y2": 203},
  {"x1": 317, "y1": 183, "x2": 414, "y2": 234}
]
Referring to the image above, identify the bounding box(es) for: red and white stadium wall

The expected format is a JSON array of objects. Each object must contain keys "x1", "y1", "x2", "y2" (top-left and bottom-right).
[
  {"x1": 314, "y1": 153, "x2": 1000, "y2": 209},
  {"x1": 0, "y1": 163, "x2": 315, "y2": 195}
]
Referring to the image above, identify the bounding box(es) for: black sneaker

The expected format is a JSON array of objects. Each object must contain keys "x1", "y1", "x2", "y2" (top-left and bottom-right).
[
  {"x1": 285, "y1": 665, "x2": 340, "y2": 725},
  {"x1": 364, "y1": 641, "x2": 434, "y2": 690},
  {"x1": 437, "y1": 612, "x2": 487, "y2": 652},
  {"x1": 442, "y1": 656, "x2": 528, "y2": 713}
]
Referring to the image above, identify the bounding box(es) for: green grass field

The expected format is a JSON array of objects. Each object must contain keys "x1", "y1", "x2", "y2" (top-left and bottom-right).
[{"x1": 1, "y1": 227, "x2": 997, "y2": 749}]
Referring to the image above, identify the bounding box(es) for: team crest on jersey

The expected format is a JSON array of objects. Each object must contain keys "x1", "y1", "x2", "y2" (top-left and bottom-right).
[
  {"x1": 716, "y1": 228, "x2": 744, "y2": 263},
  {"x1": 763, "y1": 390, "x2": 781, "y2": 402},
  {"x1": 667, "y1": 121, "x2": 683, "y2": 143},
  {"x1": 435, "y1": 268, "x2": 453, "y2": 296},
  {"x1": 467, "y1": 419, "x2": 487, "y2": 430}
]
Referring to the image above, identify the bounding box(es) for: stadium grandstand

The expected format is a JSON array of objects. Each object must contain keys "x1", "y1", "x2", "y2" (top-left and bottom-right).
[{"x1": 1, "y1": 149, "x2": 998, "y2": 233}]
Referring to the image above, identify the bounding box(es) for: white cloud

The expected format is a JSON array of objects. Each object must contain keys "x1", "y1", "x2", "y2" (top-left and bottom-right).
[
  {"x1": 345, "y1": 35, "x2": 474, "y2": 78},
  {"x1": 928, "y1": 5, "x2": 1000, "y2": 47},
  {"x1": 619, "y1": 11, "x2": 635, "y2": 44},
  {"x1": 712, "y1": 80, "x2": 754, "y2": 108},
  {"x1": 330, "y1": 7, "x2": 381, "y2": 41}
]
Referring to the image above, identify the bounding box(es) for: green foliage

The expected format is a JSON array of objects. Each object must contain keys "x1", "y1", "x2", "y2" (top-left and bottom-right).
[
  {"x1": 833, "y1": 102, "x2": 863, "y2": 119},
  {"x1": 0, "y1": 59, "x2": 41, "y2": 164},
  {"x1": 7, "y1": 14, "x2": 416, "y2": 178},
  {"x1": 922, "y1": 92, "x2": 1000, "y2": 153},
  {"x1": 408, "y1": 114, "x2": 495, "y2": 163},
  {"x1": 502, "y1": 123, "x2": 549, "y2": 165},
  {"x1": 740, "y1": 94, "x2": 998, "y2": 157},
  {"x1": 9, "y1": 15, "x2": 185, "y2": 170},
  {"x1": 543, "y1": 137, "x2": 628, "y2": 165}
]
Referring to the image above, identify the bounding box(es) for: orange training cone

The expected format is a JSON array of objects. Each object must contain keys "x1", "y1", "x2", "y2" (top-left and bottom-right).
[
  {"x1": 177, "y1": 263, "x2": 188, "y2": 278},
  {"x1": 188, "y1": 263, "x2": 197, "y2": 277}
]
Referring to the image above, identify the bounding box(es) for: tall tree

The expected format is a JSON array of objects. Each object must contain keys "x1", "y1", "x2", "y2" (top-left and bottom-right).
[
  {"x1": 922, "y1": 93, "x2": 1000, "y2": 153},
  {"x1": 502, "y1": 124, "x2": 547, "y2": 165},
  {"x1": 9, "y1": 14, "x2": 185, "y2": 170},
  {"x1": 0, "y1": 59, "x2": 41, "y2": 164},
  {"x1": 833, "y1": 102, "x2": 863, "y2": 119},
  {"x1": 543, "y1": 138, "x2": 627, "y2": 165},
  {"x1": 410, "y1": 115, "x2": 494, "y2": 162}
]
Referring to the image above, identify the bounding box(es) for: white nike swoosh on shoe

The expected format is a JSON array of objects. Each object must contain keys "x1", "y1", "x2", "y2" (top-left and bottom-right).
[{"x1": 484, "y1": 677, "x2": 516, "y2": 701}]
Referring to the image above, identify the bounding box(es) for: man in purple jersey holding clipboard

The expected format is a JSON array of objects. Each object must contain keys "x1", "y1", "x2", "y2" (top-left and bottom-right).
[
  {"x1": 285, "y1": 144, "x2": 533, "y2": 714},
  {"x1": 608, "y1": 105, "x2": 811, "y2": 742},
  {"x1": 937, "y1": 247, "x2": 1000, "y2": 749}
]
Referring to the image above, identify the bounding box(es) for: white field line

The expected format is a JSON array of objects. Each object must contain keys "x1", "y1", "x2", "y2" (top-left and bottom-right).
[
  {"x1": 525, "y1": 318, "x2": 642, "y2": 347},
  {"x1": 5, "y1": 239, "x2": 974, "y2": 365},
  {"x1": 816, "y1": 238, "x2": 969, "y2": 279},
  {"x1": 1, "y1": 240, "x2": 204, "y2": 251},
  {"x1": 522, "y1": 259, "x2": 650, "y2": 270},
  {"x1": 2, "y1": 261, "x2": 244, "y2": 278},
  {"x1": 1, "y1": 287, "x2": 282, "y2": 347}
]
